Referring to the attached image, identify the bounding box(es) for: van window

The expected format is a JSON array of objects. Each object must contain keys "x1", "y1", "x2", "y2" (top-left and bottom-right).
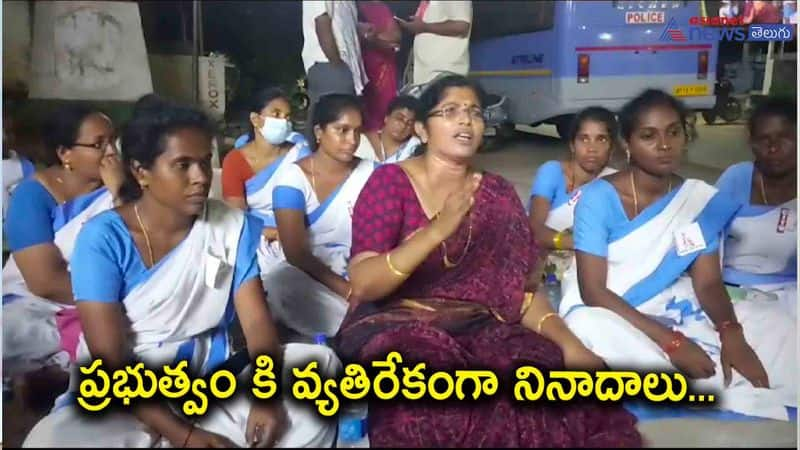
[
  {"x1": 472, "y1": 0, "x2": 555, "y2": 41},
  {"x1": 612, "y1": 1, "x2": 688, "y2": 9}
]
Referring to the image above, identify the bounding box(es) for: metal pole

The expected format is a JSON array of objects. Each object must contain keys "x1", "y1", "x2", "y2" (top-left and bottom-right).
[
  {"x1": 192, "y1": 0, "x2": 199, "y2": 106},
  {"x1": 762, "y1": 40, "x2": 775, "y2": 96},
  {"x1": 198, "y1": 0, "x2": 204, "y2": 57}
]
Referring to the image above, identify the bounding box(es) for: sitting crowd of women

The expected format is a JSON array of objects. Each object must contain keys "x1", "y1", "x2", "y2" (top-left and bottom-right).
[{"x1": 3, "y1": 73, "x2": 796, "y2": 447}]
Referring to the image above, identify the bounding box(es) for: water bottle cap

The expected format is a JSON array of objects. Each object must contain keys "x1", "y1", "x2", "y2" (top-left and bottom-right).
[
  {"x1": 314, "y1": 333, "x2": 327, "y2": 345},
  {"x1": 546, "y1": 273, "x2": 558, "y2": 283}
]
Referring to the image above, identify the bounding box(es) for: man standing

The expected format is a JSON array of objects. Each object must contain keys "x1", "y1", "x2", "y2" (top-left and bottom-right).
[
  {"x1": 302, "y1": 1, "x2": 369, "y2": 125},
  {"x1": 396, "y1": 1, "x2": 472, "y2": 86}
]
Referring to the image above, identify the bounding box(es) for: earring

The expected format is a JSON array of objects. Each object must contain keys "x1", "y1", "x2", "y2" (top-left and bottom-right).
[
  {"x1": 139, "y1": 180, "x2": 148, "y2": 189},
  {"x1": 626, "y1": 149, "x2": 631, "y2": 164},
  {"x1": 64, "y1": 161, "x2": 73, "y2": 171}
]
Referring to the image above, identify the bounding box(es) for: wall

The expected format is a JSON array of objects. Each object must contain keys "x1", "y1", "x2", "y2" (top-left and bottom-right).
[
  {"x1": 3, "y1": 1, "x2": 32, "y2": 92},
  {"x1": 148, "y1": 53, "x2": 194, "y2": 104}
]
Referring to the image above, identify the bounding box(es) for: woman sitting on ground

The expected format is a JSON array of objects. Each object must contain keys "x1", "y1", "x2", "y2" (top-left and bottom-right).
[
  {"x1": 3, "y1": 105, "x2": 124, "y2": 378},
  {"x1": 335, "y1": 75, "x2": 642, "y2": 447},
  {"x1": 361, "y1": 95, "x2": 422, "y2": 164},
  {"x1": 528, "y1": 106, "x2": 618, "y2": 279},
  {"x1": 715, "y1": 98, "x2": 797, "y2": 319},
  {"x1": 24, "y1": 102, "x2": 339, "y2": 448},
  {"x1": 561, "y1": 89, "x2": 796, "y2": 421},
  {"x1": 226, "y1": 88, "x2": 312, "y2": 274},
  {"x1": 222, "y1": 87, "x2": 309, "y2": 213},
  {"x1": 263, "y1": 94, "x2": 376, "y2": 339}
]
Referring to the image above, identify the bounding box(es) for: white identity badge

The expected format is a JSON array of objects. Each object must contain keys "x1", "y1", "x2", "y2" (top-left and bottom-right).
[
  {"x1": 205, "y1": 256, "x2": 229, "y2": 289},
  {"x1": 674, "y1": 222, "x2": 707, "y2": 257}
]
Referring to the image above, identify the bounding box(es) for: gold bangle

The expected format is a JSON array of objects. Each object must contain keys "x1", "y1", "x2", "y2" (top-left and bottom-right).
[
  {"x1": 537, "y1": 312, "x2": 560, "y2": 335},
  {"x1": 345, "y1": 286, "x2": 353, "y2": 301},
  {"x1": 552, "y1": 231, "x2": 564, "y2": 250},
  {"x1": 386, "y1": 252, "x2": 410, "y2": 277}
]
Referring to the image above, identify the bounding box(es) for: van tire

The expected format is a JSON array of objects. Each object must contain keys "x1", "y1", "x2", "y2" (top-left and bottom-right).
[
  {"x1": 720, "y1": 98, "x2": 742, "y2": 123},
  {"x1": 701, "y1": 110, "x2": 717, "y2": 124},
  {"x1": 496, "y1": 122, "x2": 517, "y2": 140}
]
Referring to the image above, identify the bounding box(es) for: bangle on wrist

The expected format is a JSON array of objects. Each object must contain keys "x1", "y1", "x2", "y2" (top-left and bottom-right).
[
  {"x1": 386, "y1": 252, "x2": 411, "y2": 277},
  {"x1": 552, "y1": 231, "x2": 564, "y2": 250},
  {"x1": 660, "y1": 330, "x2": 685, "y2": 355},
  {"x1": 537, "y1": 312, "x2": 560, "y2": 335},
  {"x1": 716, "y1": 320, "x2": 742, "y2": 335}
]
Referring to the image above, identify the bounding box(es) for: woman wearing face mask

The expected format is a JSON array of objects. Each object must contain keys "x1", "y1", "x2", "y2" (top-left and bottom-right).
[
  {"x1": 24, "y1": 103, "x2": 339, "y2": 449},
  {"x1": 716, "y1": 98, "x2": 797, "y2": 319},
  {"x1": 528, "y1": 107, "x2": 618, "y2": 281},
  {"x1": 362, "y1": 95, "x2": 423, "y2": 164},
  {"x1": 222, "y1": 87, "x2": 309, "y2": 213},
  {"x1": 234, "y1": 89, "x2": 314, "y2": 275},
  {"x1": 262, "y1": 94, "x2": 376, "y2": 339},
  {"x1": 3, "y1": 105, "x2": 124, "y2": 378},
  {"x1": 562, "y1": 90, "x2": 796, "y2": 421}
]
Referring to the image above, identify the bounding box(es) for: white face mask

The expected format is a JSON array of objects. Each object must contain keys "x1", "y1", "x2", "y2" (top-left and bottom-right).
[{"x1": 259, "y1": 116, "x2": 292, "y2": 145}]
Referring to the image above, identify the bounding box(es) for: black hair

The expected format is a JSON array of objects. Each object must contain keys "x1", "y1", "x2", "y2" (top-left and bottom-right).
[
  {"x1": 748, "y1": 97, "x2": 796, "y2": 136},
  {"x1": 386, "y1": 95, "x2": 422, "y2": 118},
  {"x1": 310, "y1": 94, "x2": 362, "y2": 151},
  {"x1": 418, "y1": 75, "x2": 487, "y2": 119},
  {"x1": 618, "y1": 89, "x2": 689, "y2": 141},
  {"x1": 247, "y1": 87, "x2": 290, "y2": 141},
  {"x1": 568, "y1": 106, "x2": 619, "y2": 148},
  {"x1": 118, "y1": 102, "x2": 215, "y2": 202},
  {"x1": 131, "y1": 93, "x2": 166, "y2": 119},
  {"x1": 41, "y1": 104, "x2": 103, "y2": 164}
]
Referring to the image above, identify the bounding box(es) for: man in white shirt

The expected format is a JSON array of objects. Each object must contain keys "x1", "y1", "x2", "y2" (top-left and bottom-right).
[
  {"x1": 302, "y1": 1, "x2": 369, "y2": 130},
  {"x1": 396, "y1": 1, "x2": 472, "y2": 86}
]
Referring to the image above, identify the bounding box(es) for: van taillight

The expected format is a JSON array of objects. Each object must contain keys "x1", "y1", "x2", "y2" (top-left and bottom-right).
[
  {"x1": 697, "y1": 51, "x2": 708, "y2": 80},
  {"x1": 577, "y1": 54, "x2": 590, "y2": 83}
]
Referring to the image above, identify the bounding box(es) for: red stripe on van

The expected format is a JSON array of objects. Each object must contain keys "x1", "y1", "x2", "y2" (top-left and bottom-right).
[{"x1": 575, "y1": 44, "x2": 712, "y2": 52}]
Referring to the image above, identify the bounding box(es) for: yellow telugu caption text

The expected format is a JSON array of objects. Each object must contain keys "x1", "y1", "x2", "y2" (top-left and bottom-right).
[{"x1": 77, "y1": 352, "x2": 713, "y2": 416}]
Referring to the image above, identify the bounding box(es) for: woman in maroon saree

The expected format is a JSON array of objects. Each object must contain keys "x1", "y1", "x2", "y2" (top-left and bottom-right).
[
  {"x1": 358, "y1": 1, "x2": 401, "y2": 132},
  {"x1": 335, "y1": 75, "x2": 642, "y2": 447}
]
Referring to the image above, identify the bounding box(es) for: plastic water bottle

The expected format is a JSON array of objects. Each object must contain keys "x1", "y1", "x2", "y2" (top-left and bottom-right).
[
  {"x1": 337, "y1": 402, "x2": 369, "y2": 448},
  {"x1": 313, "y1": 333, "x2": 370, "y2": 447},
  {"x1": 544, "y1": 273, "x2": 562, "y2": 311}
]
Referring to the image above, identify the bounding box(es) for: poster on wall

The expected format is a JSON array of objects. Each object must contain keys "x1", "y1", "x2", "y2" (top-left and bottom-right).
[{"x1": 29, "y1": 1, "x2": 153, "y2": 100}]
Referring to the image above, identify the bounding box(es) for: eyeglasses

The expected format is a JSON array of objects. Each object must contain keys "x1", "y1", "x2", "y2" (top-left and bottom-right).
[
  {"x1": 428, "y1": 105, "x2": 484, "y2": 122},
  {"x1": 72, "y1": 139, "x2": 117, "y2": 151}
]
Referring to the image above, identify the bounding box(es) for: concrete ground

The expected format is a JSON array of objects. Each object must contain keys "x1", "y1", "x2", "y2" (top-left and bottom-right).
[{"x1": 474, "y1": 119, "x2": 798, "y2": 448}]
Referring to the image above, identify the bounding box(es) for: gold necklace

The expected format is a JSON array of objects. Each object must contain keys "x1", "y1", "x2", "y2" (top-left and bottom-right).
[
  {"x1": 630, "y1": 171, "x2": 673, "y2": 216},
  {"x1": 133, "y1": 203, "x2": 155, "y2": 267},
  {"x1": 567, "y1": 161, "x2": 576, "y2": 193},
  {"x1": 758, "y1": 171, "x2": 770, "y2": 205},
  {"x1": 441, "y1": 214, "x2": 473, "y2": 269},
  {"x1": 310, "y1": 156, "x2": 317, "y2": 193},
  {"x1": 309, "y1": 155, "x2": 354, "y2": 199},
  {"x1": 377, "y1": 131, "x2": 386, "y2": 162}
]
